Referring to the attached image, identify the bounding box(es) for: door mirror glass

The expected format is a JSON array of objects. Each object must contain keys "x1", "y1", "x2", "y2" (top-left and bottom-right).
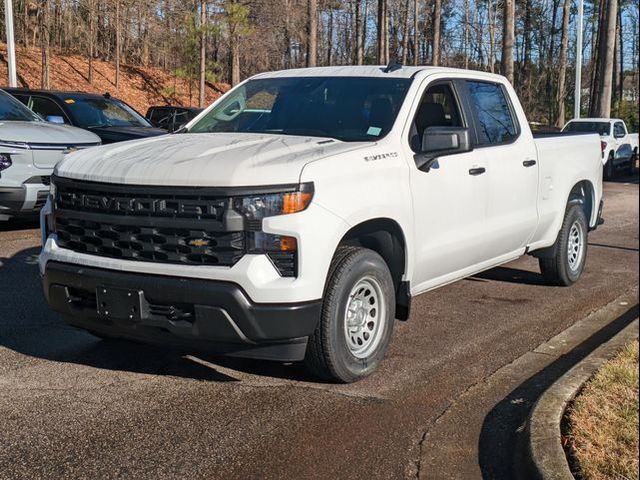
[{"x1": 46, "y1": 115, "x2": 66, "y2": 124}]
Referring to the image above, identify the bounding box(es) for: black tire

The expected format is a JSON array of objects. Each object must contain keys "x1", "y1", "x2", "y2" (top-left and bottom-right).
[
  {"x1": 604, "y1": 153, "x2": 615, "y2": 180},
  {"x1": 539, "y1": 203, "x2": 589, "y2": 286},
  {"x1": 304, "y1": 246, "x2": 395, "y2": 383}
]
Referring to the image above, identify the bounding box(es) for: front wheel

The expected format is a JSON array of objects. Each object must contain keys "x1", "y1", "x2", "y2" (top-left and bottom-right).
[
  {"x1": 304, "y1": 246, "x2": 395, "y2": 383},
  {"x1": 539, "y1": 203, "x2": 589, "y2": 286}
]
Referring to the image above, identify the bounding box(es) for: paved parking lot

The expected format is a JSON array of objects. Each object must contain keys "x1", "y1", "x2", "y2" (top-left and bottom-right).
[{"x1": 0, "y1": 178, "x2": 638, "y2": 480}]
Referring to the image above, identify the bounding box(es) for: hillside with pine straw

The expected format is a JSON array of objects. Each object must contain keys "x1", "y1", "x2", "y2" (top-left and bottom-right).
[{"x1": 0, "y1": 44, "x2": 230, "y2": 115}]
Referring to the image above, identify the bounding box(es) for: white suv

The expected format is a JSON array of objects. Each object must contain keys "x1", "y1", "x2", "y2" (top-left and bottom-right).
[{"x1": 0, "y1": 89, "x2": 100, "y2": 220}]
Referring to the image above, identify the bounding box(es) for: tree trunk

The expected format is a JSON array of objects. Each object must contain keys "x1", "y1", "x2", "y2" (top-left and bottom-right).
[
  {"x1": 115, "y1": 0, "x2": 121, "y2": 90},
  {"x1": 488, "y1": 0, "x2": 496, "y2": 72},
  {"x1": 307, "y1": 0, "x2": 317, "y2": 67},
  {"x1": 41, "y1": 0, "x2": 50, "y2": 89},
  {"x1": 88, "y1": 0, "x2": 94, "y2": 84},
  {"x1": 355, "y1": 0, "x2": 364, "y2": 64},
  {"x1": 401, "y1": 0, "x2": 410, "y2": 64},
  {"x1": 377, "y1": 0, "x2": 386, "y2": 63},
  {"x1": 413, "y1": 0, "x2": 419, "y2": 65},
  {"x1": 501, "y1": 0, "x2": 515, "y2": 83},
  {"x1": 522, "y1": 0, "x2": 533, "y2": 101},
  {"x1": 555, "y1": 0, "x2": 571, "y2": 127},
  {"x1": 432, "y1": 0, "x2": 441, "y2": 65},
  {"x1": 199, "y1": 0, "x2": 207, "y2": 108},
  {"x1": 231, "y1": 34, "x2": 240, "y2": 86},
  {"x1": 464, "y1": 0, "x2": 469, "y2": 69},
  {"x1": 591, "y1": 0, "x2": 618, "y2": 117},
  {"x1": 617, "y1": 5, "x2": 623, "y2": 104},
  {"x1": 327, "y1": 8, "x2": 334, "y2": 65}
]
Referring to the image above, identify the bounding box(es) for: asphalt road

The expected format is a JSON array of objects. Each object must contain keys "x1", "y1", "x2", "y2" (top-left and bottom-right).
[{"x1": 0, "y1": 177, "x2": 638, "y2": 480}]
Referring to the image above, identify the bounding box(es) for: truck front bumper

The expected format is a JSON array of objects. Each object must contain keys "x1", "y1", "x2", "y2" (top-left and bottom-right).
[
  {"x1": 42, "y1": 261, "x2": 322, "y2": 362},
  {"x1": 0, "y1": 181, "x2": 49, "y2": 218}
]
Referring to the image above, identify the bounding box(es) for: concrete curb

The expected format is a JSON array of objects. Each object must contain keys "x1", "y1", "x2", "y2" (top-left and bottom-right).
[{"x1": 524, "y1": 306, "x2": 639, "y2": 480}]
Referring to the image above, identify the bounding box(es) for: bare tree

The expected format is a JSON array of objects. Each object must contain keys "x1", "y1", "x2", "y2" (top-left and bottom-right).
[
  {"x1": 590, "y1": 0, "x2": 618, "y2": 116},
  {"x1": 307, "y1": 0, "x2": 317, "y2": 66},
  {"x1": 355, "y1": 0, "x2": 364, "y2": 64},
  {"x1": 115, "y1": 0, "x2": 121, "y2": 90},
  {"x1": 555, "y1": 0, "x2": 571, "y2": 127},
  {"x1": 413, "y1": 0, "x2": 419, "y2": 65},
  {"x1": 501, "y1": 0, "x2": 515, "y2": 83},
  {"x1": 199, "y1": 0, "x2": 207, "y2": 108},
  {"x1": 40, "y1": 0, "x2": 50, "y2": 89},
  {"x1": 432, "y1": 0, "x2": 441, "y2": 65}
]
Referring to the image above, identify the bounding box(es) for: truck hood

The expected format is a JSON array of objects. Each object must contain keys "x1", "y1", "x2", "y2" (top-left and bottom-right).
[
  {"x1": 0, "y1": 121, "x2": 101, "y2": 145},
  {"x1": 88, "y1": 125, "x2": 168, "y2": 144},
  {"x1": 55, "y1": 133, "x2": 369, "y2": 186}
]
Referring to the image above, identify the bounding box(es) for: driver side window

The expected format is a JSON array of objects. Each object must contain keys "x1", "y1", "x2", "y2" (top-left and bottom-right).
[{"x1": 410, "y1": 83, "x2": 463, "y2": 153}]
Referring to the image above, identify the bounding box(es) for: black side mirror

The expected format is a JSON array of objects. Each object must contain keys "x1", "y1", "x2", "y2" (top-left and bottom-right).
[{"x1": 415, "y1": 127, "x2": 473, "y2": 171}]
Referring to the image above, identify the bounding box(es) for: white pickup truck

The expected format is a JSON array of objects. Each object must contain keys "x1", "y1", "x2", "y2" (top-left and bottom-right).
[
  {"x1": 40, "y1": 66, "x2": 604, "y2": 382},
  {"x1": 563, "y1": 118, "x2": 639, "y2": 179}
]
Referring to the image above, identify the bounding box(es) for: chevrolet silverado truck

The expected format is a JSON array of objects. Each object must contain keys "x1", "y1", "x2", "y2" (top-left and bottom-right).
[
  {"x1": 563, "y1": 118, "x2": 639, "y2": 178},
  {"x1": 39, "y1": 66, "x2": 604, "y2": 383},
  {"x1": 0, "y1": 89, "x2": 101, "y2": 221}
]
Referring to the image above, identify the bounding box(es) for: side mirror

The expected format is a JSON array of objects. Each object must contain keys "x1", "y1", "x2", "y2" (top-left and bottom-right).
[
  {"x1": 415, "y1": 127, "x2": 473, "y2": 171},
  {"x1": 46, "y1": 115, "x2": 65, "y2": 125}
]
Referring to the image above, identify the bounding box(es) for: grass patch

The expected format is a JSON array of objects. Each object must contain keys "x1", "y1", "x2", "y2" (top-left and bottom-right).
[{"x1": 565, "y1": 340, "x2": 639, "y2": 480}]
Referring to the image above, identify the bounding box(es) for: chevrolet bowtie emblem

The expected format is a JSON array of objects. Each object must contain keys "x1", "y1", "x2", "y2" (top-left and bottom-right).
[{"x1": 188, "y1": 239, "x2": 210, "y2": 248}]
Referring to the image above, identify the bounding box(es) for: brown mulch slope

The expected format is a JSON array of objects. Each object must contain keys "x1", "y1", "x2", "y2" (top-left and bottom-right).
[{"x1": 0, "y1": 43, "x2": 230, "y2": 114}]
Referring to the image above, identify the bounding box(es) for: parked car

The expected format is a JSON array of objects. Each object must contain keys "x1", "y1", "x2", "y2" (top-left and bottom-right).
[
  {"x1": 0, "y1": 89, "x2": 100, "y2": 221},
  {"x1": 5, "y1": 88, "x2": 167, "y2": 144},
  {"x1": 40, "y1": 66, "x2": 604, "y2": 382},
  {"x1": 146, "y1": 106, "x2": 202, "y2": 132},
  {"x1": 563, "y1": 118, "x2": 639, "y2": 178}
]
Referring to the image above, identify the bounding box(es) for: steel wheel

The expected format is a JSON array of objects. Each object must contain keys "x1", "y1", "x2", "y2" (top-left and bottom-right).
[
  {"x1": 344, "y1": 276, "x2": 386, "y2": 359},
  {"x1": 567, "y1": 220, "x2": 585, "y2": 273}
]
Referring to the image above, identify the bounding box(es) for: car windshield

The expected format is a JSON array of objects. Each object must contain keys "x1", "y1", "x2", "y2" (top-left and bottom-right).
[
  {"x1": 188, "y1": 77, "x2": 412, "y2": 142},
  {"x1": 0, "y1": 90, "x2": 41, "y2": 122},
  {"x1": 63, "y1": 96, "x2": 152, "y2": 128},
  {"x1": 563, "y1": 121, "x2": 611, "y2": 136}
]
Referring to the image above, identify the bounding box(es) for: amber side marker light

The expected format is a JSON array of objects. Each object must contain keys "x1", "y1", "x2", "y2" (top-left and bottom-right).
[{"x1": 283, "y1": 191, "x2": 313, "y2": 215}]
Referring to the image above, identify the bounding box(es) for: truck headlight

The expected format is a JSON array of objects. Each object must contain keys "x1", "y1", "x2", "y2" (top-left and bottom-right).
[{"x1": 232, "y1": 183, "x2": 314, "y2": 221}]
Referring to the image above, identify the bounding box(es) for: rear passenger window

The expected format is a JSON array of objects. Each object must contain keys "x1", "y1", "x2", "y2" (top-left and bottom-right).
[{"x1": 466, "y1": 81, "x2": 517, "y2": 146}]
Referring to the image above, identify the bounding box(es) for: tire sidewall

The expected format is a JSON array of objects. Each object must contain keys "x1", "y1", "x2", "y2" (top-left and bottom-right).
[
  {"x1": 325, "y1": 251, "x2": 395, "y2": 382},
  {"x1": 560, "y1": 204, "x2": 589, "y2": 284}
]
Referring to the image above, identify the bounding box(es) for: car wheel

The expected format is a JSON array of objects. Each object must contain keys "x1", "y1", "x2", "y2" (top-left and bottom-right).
[
  {"x1": 539, "y1": 203, "x2": 589, "y2": 286},
  {"x1": 304, "y1": 246, "x2": 395, "y2": 383},
  {"x1": 604, "y1": 153, "x2": 615, "y2": 180}
]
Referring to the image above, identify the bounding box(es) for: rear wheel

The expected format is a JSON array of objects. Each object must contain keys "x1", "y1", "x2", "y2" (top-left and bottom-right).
[
  {"x1": 604, "y1": 153, "x2": 615, "y2": 180},
  {"x1": 539, "y1": 203, "x2": 589, "y2": 286},
  {"x1": 304, "y1": 246, "x2": 395, "y2": 383}
]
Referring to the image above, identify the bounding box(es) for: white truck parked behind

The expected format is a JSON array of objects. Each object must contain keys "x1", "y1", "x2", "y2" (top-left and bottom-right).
[
  {"x1": 0, "y1": 89, "x2": 101, "y2": 221},
  {"x1": 40, "y1": 67, "x2": 604, "y2": 382},
  {"x1": 563, "y1": 118, "x2": 639, "y2": 179}
]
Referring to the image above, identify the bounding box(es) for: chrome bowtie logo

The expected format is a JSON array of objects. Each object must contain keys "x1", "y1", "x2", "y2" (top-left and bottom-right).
[
  {"x1": 62, "y1": 146, "x2": 79, "y2": 155},
  {"x1": 188, "y1": 239, "x2": 210, "y2": 248}
]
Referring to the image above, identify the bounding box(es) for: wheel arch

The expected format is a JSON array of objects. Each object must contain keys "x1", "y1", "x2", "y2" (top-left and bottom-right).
[
  {"x1": 336, "y1": 218, "x2": 411, "y2": 321},
  {"x1": 568, "y1": 180, "x2": 596, "y2": 228}
]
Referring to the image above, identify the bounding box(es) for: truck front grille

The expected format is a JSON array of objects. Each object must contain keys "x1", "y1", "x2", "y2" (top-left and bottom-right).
[
  {"x1": 53, "y1": 178, "x2": 245, "y2": 267},
  {"x1": 55, "y1": 216, "x2": 245, "y2": 266}
]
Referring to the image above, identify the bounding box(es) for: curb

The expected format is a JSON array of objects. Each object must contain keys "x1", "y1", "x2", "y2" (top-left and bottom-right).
[{"x1": 524, "y1": 305, "x2": 639, "y2": 480}]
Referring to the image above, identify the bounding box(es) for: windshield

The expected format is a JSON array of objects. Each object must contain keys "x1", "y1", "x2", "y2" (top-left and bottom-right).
[
  {"x1": 563, "y1": 121, "x2": 611, "y2": 136},
  {"x1": 63, "y1": 96, "x2": 152, "y2": 128},
  {"x1": 188, "y1": 77, "x2": 412, "y2": 142},
  {"x1": 0, "y1": 90, "x2": 41, "y2": 122}
]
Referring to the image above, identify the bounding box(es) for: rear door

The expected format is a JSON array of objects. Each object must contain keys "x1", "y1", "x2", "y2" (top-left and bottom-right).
[
  {"x1": 404, "y1": 79, "x2": 491, "y2": 290},
  {"x1": 463, "y1": 80, "x2": 539, "y2": 259}
]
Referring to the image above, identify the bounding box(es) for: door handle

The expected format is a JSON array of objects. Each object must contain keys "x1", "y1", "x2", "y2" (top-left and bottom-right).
[
  {"x1": 523, "y1": 159, "x2": 537, "y2": 167},
  {"x1": 469, "y1": 167, "x2": 486, "y2": 176}
]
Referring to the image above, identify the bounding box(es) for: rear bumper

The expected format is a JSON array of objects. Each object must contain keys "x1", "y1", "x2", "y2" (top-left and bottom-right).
[{"x1": 42, "y1": 261, "x2": 322, "y2": 361}]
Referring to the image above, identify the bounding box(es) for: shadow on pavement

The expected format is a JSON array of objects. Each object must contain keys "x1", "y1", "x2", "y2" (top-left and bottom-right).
[
  {"x1": 477, "y1": 303, "x2": 639, "y2": 479},
  {"x1": 0, "y1": 246, "x2": 324, "y2": 383},
  {"x1": 589, "y1": 242, "x2": 639, "y2": 253},
  {"x1": 470, "y1": 266, "x2": 549, "y2": 286},
  {"x1": 0, "y1": 217, "x2": 39, "y2": 232}
]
